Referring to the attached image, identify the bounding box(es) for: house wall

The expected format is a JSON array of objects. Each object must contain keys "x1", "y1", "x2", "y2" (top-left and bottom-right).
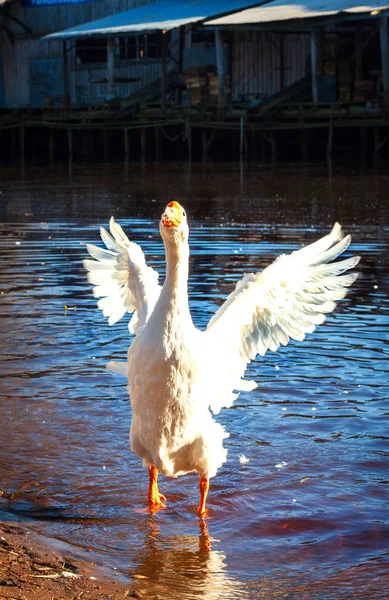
[
  {"x1": 231, "y1": 30, "x2": 311, "y2": 100},
  {"x1": 0, "y1": 0, "x2": 164, "y2": 107}
]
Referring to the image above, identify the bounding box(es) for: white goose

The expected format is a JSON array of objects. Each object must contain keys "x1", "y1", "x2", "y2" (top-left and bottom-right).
[{"x1": 84, "y1": 202, "x2": 360, "y2": 515}]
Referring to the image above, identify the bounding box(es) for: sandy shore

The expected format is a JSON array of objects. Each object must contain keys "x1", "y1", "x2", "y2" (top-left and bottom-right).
[{"x1": 0, "y1": 521, "x2": 143, "y2": 600}]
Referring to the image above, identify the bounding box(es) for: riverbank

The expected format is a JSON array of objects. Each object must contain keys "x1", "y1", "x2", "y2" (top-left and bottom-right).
[{"x1": 0, "y1": 521, "x2": 141, "y2": 600}]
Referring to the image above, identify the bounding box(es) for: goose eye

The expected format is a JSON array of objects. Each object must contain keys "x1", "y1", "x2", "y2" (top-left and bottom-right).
[{"x1": 182, "y1": 211, "x2": 186, "y2": 217}]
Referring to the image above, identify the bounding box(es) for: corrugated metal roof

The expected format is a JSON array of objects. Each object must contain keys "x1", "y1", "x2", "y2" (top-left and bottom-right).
[
  {"x1": 44, "y1": 0, "x2": 265, "y2": 40},
  {"x1": 206, "y1": 0, "x2": 389, "y2": 25}
]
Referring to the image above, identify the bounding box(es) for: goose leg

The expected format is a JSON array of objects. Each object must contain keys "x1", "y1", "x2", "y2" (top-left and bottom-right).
[
  {"x1": 197, "y1": 478, "x2": 209, "y2": 516},
  {"x1": 148, "y1": 465, "x2": 166, "y2": 508}
]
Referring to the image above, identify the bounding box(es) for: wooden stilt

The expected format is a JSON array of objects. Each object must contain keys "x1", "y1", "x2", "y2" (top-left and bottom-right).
[
  {"x1": 201, "y1": 130, "x2": 215, "y2": 162},
  {"x1": 124, "y1": 127, "x2": 129, "y2": 162},
  {"x1": 140, "y1": 128, "x2": 146, "y2": 161},
  {"x1": 155, "y1": 126, "x2": 161, "y2": 162},
  {"x1": 201, "y1": 130, "x2": 208, "y2": 162},
  {"x1": 300, "y1": 127, "x2": 309, "y2": 161},
  {"x1": 67, "y1": 127, "x2": 73, "y2": 164},
  {"x1": 250, "y1": 129, "x2": 257, "y2": 160},
  {"x1": 49, "y1": 128, "x2": 54, "y2": 164},
  {"x1": 260, "y1": 134, "x2": 267, "y2": 161},
  {"x1": 103, "y1": 129, "x2": 109, "y2": 162},
  {"x1": 270, "y1": 131, "x2": 277, "y2": 161},
  {"x1": 20, "y1": 115, "x2": 25, "y2": 166},
  {"x1": 326, "y1": 117, "x2": 333, "y2": 162},
  {"x1": 360, "y1": 127, "x2": 368, "y2": 163},
  {"x1": 185, "y1": 119, "x2": 192, "y2": 163},
  {"x1": 240, "y1": 117, "x2": 245, "y2": 159}
]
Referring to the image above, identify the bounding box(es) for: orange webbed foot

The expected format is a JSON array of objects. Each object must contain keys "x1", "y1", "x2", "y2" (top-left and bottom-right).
[
  {"x1": 147, "y1": 465, "x2": 166, "y2": 511},
  {"x1": 197, "y1": 478, "x2": 209, "y2": 517}
]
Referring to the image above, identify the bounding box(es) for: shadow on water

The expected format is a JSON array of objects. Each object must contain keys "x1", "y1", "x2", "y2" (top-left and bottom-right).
[{"x1": 0, "y1": 162, "x2": 388, "y2": 598}]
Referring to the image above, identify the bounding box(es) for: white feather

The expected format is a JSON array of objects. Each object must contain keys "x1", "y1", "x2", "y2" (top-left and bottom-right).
[
  {"x1": 84, "y1": 218, "x2": 162, "y2": 332},
  {"x1": 205, "y1": 224, "x2": 360, "y2": 411}
]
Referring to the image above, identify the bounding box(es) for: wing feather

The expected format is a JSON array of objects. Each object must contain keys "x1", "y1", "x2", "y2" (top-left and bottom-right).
[
  {"x1": 205, "y1": 223, "x2": 360, "y2": 411},
  {"x1": 83, "y1": 218, "x2": 161, "y2": 334}
]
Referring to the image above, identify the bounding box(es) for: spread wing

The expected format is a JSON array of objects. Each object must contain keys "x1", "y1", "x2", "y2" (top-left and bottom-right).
[
  {"x1": 83, "y1": 217, "x2": 161, "y2": 335},
  {"x1": 205, "y1": 223, "x2": 360, "y2": 409}
]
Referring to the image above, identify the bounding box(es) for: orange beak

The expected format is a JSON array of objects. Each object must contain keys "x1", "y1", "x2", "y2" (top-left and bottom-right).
[{"x1": 162, "y1": 201, "x2": 182, "y2": 228}]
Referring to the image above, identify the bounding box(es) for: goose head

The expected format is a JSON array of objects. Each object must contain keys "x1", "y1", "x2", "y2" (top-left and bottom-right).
[{"x1": 160, "y1": 201, "x2": 189, "y2": 249}]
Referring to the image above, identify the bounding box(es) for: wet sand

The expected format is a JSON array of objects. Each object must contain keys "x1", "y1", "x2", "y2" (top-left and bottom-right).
[{"x1": 0, "y1": 521, "x2": 141, "y2": 599}]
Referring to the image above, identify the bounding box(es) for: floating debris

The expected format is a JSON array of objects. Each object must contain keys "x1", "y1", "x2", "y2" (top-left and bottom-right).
[
  {"x1": 239, "y1": 454, "x2": 250, "y2": 464},
  {"x1": 275, "y1": 461, "x2": 288, "y2": 469}
]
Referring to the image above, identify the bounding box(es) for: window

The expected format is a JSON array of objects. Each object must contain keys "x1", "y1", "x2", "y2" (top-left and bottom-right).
[
  {"x1": 74, "y1": 33, "x2": 169, "y2": 66},
  {"x1": 75, "y1": 39, "x2": 107, "y2": 64},
  {"x1": 119, "y1": 33, "x2": 167, "y2": 61}
]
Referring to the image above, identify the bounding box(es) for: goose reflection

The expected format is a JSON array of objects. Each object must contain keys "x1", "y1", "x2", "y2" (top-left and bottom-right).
[{"x1": 129, "y1": 518, "x2": 241, "y2": 599}]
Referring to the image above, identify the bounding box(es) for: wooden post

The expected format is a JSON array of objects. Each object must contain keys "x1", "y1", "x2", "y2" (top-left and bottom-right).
[
  {"x1": 67, "y1": 127, "x2": 73, "y2": 164},
  {"x1": 250, "y1": 129, "x2": 257, "y2": 160},
  {"x1": 279, "y1": 32, "x2": 285, "y2": 90},
  {"x1": 270, "y1": 131, "x2": 277, "y2": 161},
  {"x1": 240, "y1": 117, "x2": 245, "y2": 159},
  {"x1": 20, "y1": 115, "x2": 25, "y2": 166},
  {"x1": 161, "y1": 31, "x2": 167, "y2": 112},
  {"x1": 360, "y1": 126, "x2": 368, "y2": 163},
  {"x1": 311, "y1": 29, "x2": 319, "y2": 104},
  {"x1": 103, "y1": 129, "x2": 109, "y2": 162},
  {"x1": 155, "y1": 126, "x2": 161, "y2": 162},
  {"x1": 124, "y1": 128, "x2": 129, "y2": 162},
  {"x1": 49, "y1": 128, "x2": 54, "y2": 164},
  {"x1": 107, "y1": 38, "x2": 116, "y2": 99},
  {"x1": 355, "y1": 23, "x2": 362, "y2": 83},
  {"x1": 326, "y1": 117, "x2": 333, "y2": 162},
  {"x1": 201, "y1": 130, "x2": 208, "y2": 162},
  {"x1": 318, "y1": 26, "x2": 325, "y2": 76},
  {"x1": 201, "y1": 130, "x2": 215, "y2": 162},
  {"x1": 300, "y1": 128, "x2": 309, "y2": 161},
  {"x1": 62, "y1": 40, "x2": 70, "y2": 108},
  {"x1": 140, "y1": 128, "x2": 146, "y2": 161},
  {"x1": 185, "y1": 119, "x2": 192, "y2": 163},
  {"x1": 215, "y1": 30, "x2": 225, "y2": 102},
  {"x1": 178, "y1": 27, "x2": 184, "y2": 105},
  {"x1": 379, "y1": 15, "x2": 389, "y2": 102}
]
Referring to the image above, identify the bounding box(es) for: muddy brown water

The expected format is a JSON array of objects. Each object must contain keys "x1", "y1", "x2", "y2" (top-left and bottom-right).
[{"x1": 0, "y1": 162, "x2": 388, "y2": 599}]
